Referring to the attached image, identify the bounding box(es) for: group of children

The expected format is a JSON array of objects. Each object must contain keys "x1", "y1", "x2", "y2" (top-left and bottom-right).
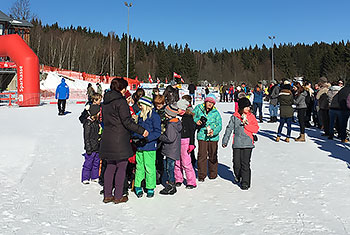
[
  {"x1": 80, "y1": 86, "x2": 260, "y2": 203},
  {"x1": 80, "y1": 89, "x2": 198, "y2": 200}
]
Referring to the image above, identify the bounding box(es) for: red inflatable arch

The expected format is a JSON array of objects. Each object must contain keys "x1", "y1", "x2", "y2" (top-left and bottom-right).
[{"x1": 0, "y1": 34, "x2": 40, "y2": 106}]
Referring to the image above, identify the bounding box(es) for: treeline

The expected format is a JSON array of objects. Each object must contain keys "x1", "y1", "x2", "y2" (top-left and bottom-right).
[{"x1": 30, "y1": 19, "x2": 350, "y2": 85}]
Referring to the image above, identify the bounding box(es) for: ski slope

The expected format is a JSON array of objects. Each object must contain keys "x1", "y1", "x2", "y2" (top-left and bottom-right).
[{"x1": 0, "y1": 102, "x2": 349, "y2": 235}]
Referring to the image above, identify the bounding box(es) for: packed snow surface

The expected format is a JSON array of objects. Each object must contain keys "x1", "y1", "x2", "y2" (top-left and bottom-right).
[{"x1": 0, "y1": 102, "x2": 350, "y2": 235}]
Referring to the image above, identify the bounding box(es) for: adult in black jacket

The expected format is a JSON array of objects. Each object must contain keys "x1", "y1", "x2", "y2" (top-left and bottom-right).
[
  {"x1": 336, "y1": 83, "x2": 350, "y2": 142},
  {"x1": 100, "y1": 78, "x2": 148, "y2": 204}
]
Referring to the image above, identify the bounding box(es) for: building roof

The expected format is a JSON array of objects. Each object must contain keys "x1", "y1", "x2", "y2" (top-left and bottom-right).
[
  {"x1": 0, "y1": 10, "x2": 12, "y2": 22},
  {"x1": 0, "y1": 10, "x2": 33, "y2": 27}
]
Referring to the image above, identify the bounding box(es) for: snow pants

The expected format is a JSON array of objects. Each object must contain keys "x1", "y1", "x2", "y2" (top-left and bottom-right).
[
  {"x1": 104, "y1": 160, "x2": 128, "y2": 200},
  {"x1": 175, "y1": 138, "x2": 197, "y2": 186},
  {"x1": 81, "y1": 152, "x2": 100, "y2": 182},
  {"x1": 197, "y1": 140, "x2": 218, "y2": 180},
  {"x1": 233, "y1": 148, "x2": 253, "y2": 187},
  {"x1": 135, "y1": 151, "x2": 156, "y2": 189}
]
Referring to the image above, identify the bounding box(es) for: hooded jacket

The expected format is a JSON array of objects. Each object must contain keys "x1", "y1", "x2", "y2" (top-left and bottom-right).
[
  {"x1": 328, "y1": 86, "x2": 342, "y2": 109},
  {"x1": 316, "y1": 86, "x2": 329, "y2": 110},
  {"x1": 159, "y1": 118, "x2": 182, "y2": 160},
  {"x1": 99, "y1": 90, "x2": 145, "y2": 161},
  {"x1": 83, "y1": 117, "x2": 100, "y2": 154},
  {"x1": 278, "y1": 89, "x2": 294, "y2": 118},
  {"x1": 55, "y1": 78, "x2": 69, "y2": 100},
  {"x1": 294, "y1": 90, "x2": 308, "y2": 109},
  {"x1": 222, "y1": 112, "x2": 259, "y2": 149},
  {"x1": 269, "y1": 85, "x2": 280, "y2": 106},
  {"x1": 133, "y1": 109, "x2": 161, "y2": 151}
]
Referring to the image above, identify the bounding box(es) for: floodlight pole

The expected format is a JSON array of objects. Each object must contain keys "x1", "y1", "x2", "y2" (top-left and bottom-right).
[
  {"x1": 268, "y1": 35, "x2": 276, "y2": 81},
  {"x1": 125, "y1": 2, "x2": 132, "y2": 78}
]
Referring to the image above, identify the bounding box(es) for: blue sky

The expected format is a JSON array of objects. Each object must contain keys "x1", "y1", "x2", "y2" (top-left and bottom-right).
[{"x1": 2, "y1": 0, "x2": 350, "y2": 51}]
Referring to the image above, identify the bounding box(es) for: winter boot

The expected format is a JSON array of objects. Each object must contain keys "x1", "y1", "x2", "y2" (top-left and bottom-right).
[
  {"x1": 159, "y1": 183, "x2": 177, "y2": 195},
  {"x1": 134, "y1": 187, "x2": 143, "y2": 198},
  {"x1": 268, "y1": 117, "x2": 274, "y2": 123},
  {"x1": 103, "y1": 197, "x2": 114, "y2": 203},
  {"x1": 273, "y1": 116, "x2": 278, "y2": 122},
  {"x1": 284, "y1": 137, "x2": 290, "y2": 143},
  {"x1": 276, "y1": 136, "x2": 280, "y2": 142},
  {"x1": 175, "y1": 182, "x2": 182, "y2": 187},
  {"x1": 186, "y1": 185, "x2": 196, "y2": 189},
  {"x1": 114, "y1": 196, "x2": 128, "y2": 204},
  {"x1": 147, "y1": 189, "x2": 154, "y2": 198},
  {"x1": 295, "y1": 134, "x2": 305, "y2": 142}
]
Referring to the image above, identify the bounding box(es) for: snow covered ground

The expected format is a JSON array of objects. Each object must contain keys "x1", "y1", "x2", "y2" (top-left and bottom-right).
[{"x1": 1, "y1": 102, "x2": 350, "y2": 235}]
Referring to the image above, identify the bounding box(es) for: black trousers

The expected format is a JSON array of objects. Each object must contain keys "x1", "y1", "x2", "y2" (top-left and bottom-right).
[
  {"x1": 297, "y1": 108, "x2": 307, "y2": 134},
  {"x1": 319, "y1": 109, "x2": 330, "y2": 135},
  {"x1": 156, "y1": 147, "x2": 164, "y2": 184},
  {"x1": 233, "y1": 148, "x2": 252, "y2": 187},
  {"x1": 58, "y1": 99, "x2": 66, "y2": 113}
]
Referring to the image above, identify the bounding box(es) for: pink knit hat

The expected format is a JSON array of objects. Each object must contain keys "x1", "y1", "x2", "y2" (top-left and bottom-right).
[{"x1": 204, "y1": 94, "x2": 216, "y2": 105}]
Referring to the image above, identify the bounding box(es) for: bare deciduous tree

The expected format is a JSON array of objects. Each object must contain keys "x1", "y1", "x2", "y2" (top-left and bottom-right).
[{"x1": 9, "y1": 0, "x2": 32, "y2": 20}]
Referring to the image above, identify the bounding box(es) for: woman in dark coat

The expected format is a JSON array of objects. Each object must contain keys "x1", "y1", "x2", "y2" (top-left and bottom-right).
[{"x1": 100, "y1": 78, "x2": 148, "y2": 204}]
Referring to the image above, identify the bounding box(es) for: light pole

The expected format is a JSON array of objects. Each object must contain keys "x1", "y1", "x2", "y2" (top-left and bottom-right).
[
  {"x1": 124, "y1": 2, "x2": 132, "y2": 78},
  {"x1": 268, "y1": 36, "x2": 275, "y2": 82}
]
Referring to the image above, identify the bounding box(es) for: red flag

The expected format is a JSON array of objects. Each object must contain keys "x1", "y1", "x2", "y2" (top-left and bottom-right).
[
  {"x1": 180, "y1": 77, "x2": 185, "y2": 83},
  {"x1": 148, "y1": 73, "x2": 153, "y2": 83},
  {"x1": 173, "y1": 72, "x2": 181, "y2": 78},
  {"x1": 165, "y1": 77, "x2": 168, "y2": 84},
  {"x1": 157, "y1": 77, "x2": 160, "y2": 84}
]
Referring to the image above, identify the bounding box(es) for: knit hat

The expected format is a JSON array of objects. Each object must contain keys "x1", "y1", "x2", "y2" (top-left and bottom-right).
[
  {"x1": 238, "y1": 97, "x2": 251, "y2": 109},
  {"x1": 204, "y1": 93, "x2": 216, "y2": 105},
  {"x1": 89, "y1": 104, "x2": 100, "y2": 116},
  {"x1": 177, "y1": 99, "x2": 189, "y2": 110},
  {"x1": 138, "y1": 96, "x2": 153, "y2": 107},
  {"x1": 165, "y1": 104, "x2": 178, "y2": 118},
  {"x1": 271, "y1": 79, "x2": 277, "y2": 84}
]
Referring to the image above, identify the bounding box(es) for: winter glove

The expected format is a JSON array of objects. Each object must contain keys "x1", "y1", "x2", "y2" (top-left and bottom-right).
[
  {"x1": 187, "y1": 145, "x2": 195, "y2": 153},
  {"x1": 132, "y1": 138, "x2": 147, "y2": 148}
]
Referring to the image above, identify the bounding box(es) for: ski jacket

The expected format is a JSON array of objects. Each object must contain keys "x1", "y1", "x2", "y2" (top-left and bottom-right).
[
  {"x1": 83, "y1": 118, "x2": 100, "y2": 154},
  {"x1": 133, "y1": 109, "x2": 161, "y2": 151},
  {"x1": 278, "y1": 89, "x2": 294, "y2": 118},
  {"x1": 316, "y1": 86, "x2": 329, "y2": 110},
  {"x1": 99, "y1": 90, "x2": 145, "y2": 161},
  {"x1": 159, "y1": 118, "x2": 182, "y2": 160},
  {"x1": 253, "y1": 89, "x2": 264, "y2": 103},
  {"x1": 337, "y1": 85, "x2": 350, "y2": 110},
  {"x1": 222, "y1": 112, "x2": 259, "y2": 149},
  {"x1": 294, "y1": 90, "x2": 308, "y2": 109},
  {"x1": 181, "y1": 113, "x2": 196, "y2": 145},
  {"x1": 55, "y1": 78, "x2": 69, "y2": 100},
  {"x1": 193, "y1": 103, "x2": 222, "y2": 142},
  {"x1": 328, "y1": 86, "x2": 342, "y2": 109},
  {"x1": 269, "y1": 85, "x2": 280, "y2": 106}
]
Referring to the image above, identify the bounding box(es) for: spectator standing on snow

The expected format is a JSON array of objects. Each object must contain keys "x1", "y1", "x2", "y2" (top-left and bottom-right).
[
  {"x1": 188, "y1": 83, "x2": 196, "y2": 105},
  {"x1": 174, "y1": 97, "x2": 197, "y2": 189},
  {"x1": 252, "y1": 84, "x2": 264, "y2": 123},
  {"x1": 154, "y1": 95, "x2": 166, "y2": 184},
  {"x1": 276, "y1": 81, "x2": 294, "y2": 142},
  {"x1": 87, "y1": 83, "x2": 95, "y2": 103},
  {"x1": 193, "y1": 94, "x2": 222, "y2": 182},
  {"x1": 316, "y1": 77, "x2": 330, "y2": 136},
  {"x1": 268, "y1": 80, "x2": 280, "y2": 123},
  {"x1": 132, "y1": 88, "x2": 145, "y2": 115},
  {"x1": 100, "y1": 78, "x2": 148, "y2": 204},
  {"x1": 331, "y1": 81, "x2": 350, "y2": 143},
  {"x1": 159, "y1": 104, "x2": 182, "y2": 195},
  {"x1": 294, "y1": 82, "x2": 308, "y2": 142},
  {"x1": 133, "y1": 96, "x2": 161, "y2": 198},
  {"x1": 81, "y1": 104, "x2": 101, "y2": 184},
  {"x1": 96, "y1": 83, "x2": 103, "y2": 96},
  {"x1": 55, "y1": 78, "x2": 69, "y2": 116},
  {"x1": 222, "y1": 97, "x2": 259, "y2": 190}
]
